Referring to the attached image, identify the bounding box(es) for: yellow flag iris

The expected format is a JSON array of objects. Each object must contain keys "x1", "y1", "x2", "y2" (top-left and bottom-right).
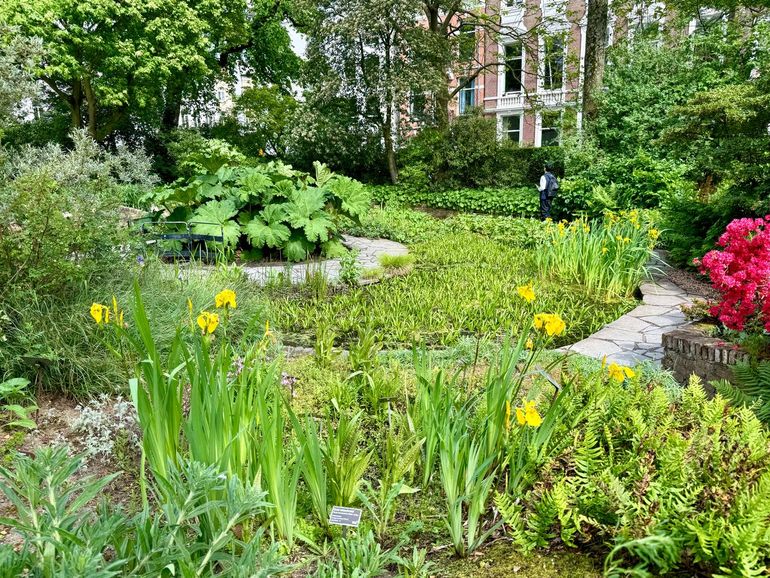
[
  {"x1": 516, "y1": 284, "x2": 536, "y2": 303},
  {"x1": 197, "y1": 311, "x2": 219, "y2": 334},
  {"x1": 515, "y1": 400, "x2": 542, "y2": 427},
  {"x1": 215, "y1": 289, "x2": 237, "y2": 309},
  {"x1": 533, "y1": 313, "x2": 566, "y2": 337},
  {"x1": 607, "y1": 362, "x2": 635, "y2": 382},
  {"x1": 90, "y1": 303, "x2": 108, "y2": 325}
]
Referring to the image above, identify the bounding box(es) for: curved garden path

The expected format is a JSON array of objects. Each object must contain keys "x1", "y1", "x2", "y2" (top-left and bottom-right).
[
  {"x1": 242, "y1": 235, "x2": 409, "y2": 285},
  {"x1": 562, "y1": 270, "x2": 705, "y2": 366}
]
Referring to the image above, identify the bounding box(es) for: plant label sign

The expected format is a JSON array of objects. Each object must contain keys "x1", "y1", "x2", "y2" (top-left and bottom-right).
[{"x1": 329, "y1": 506, "x2": 362, "y2": 527}]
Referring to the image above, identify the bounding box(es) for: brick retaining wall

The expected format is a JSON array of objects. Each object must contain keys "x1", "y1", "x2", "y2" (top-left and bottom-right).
[{"x1": 662, "y1": 324, "x2": 748, "y2": 388}]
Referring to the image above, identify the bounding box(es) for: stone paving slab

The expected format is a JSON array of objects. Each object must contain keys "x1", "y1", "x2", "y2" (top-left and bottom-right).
[
  {"x1": 562, "y1": 269, "x2": 701, "y2": 367},
  {"x1": 242, "y1": 235, "x2": 409, "y2": 286},
  {"x1": 642, "y1": 293, "x2": 691, "y2": 307}
]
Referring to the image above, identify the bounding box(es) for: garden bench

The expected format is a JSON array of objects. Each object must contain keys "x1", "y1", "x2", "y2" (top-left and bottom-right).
[{"x1": 138, "y1": 220, "x2": 224, "y2": 262}]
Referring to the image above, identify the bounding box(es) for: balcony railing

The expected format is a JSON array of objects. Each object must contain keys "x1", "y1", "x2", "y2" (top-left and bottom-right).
[{"x1": 487, "y1": 89, "x2": 576, "y2": 111}]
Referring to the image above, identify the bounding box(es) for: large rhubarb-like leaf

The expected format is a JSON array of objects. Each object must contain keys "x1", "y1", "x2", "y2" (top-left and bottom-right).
[
  {"x1": 284, "y1": 189, "x2": 327, "y2": 229},
  {"x1": 244, "y1": 215, "x2": 291, "y2": 248},
  {"x1": 284, "y1": 233, "x2": 315, "y2": 262},
  {"x1": 313, "y1": 161, "x2": 334, "y2": 187},
  {"x1": 303, "y1": 214, "x2": 335, "y2": 243},
  {"x1": 328, "y1": 176, "x2": 370, "y2": 217},
  {"x1": 192, "y1": 200, "x2": 240, "y2": 248},
  {"x1": 238, "y1": 169, "x2": 273, "y2": 203}
]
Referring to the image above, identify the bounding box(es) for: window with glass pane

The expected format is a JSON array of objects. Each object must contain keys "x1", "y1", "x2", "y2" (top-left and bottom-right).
[
  {"x1": 504, "y1": 43, "x2": 523, "y2": 93},
  {"x1": 543, "y1": 36, "x2": 564, "y2": 90},
  {"x1": 502, "y1": 115, "x2": 521, "y2": 142},
  {"x1": 459, "y1": 25, "x2": 476, "y2": 61},
  {"x1": 540, "y1": 111, "x2": 561, "y2": 146},
  {"x1": 411, "y1": 92, "x2": 427, "y2": 117},
  {"x1": 458, "y1": 79, "x2": 475, "y2": 114}
]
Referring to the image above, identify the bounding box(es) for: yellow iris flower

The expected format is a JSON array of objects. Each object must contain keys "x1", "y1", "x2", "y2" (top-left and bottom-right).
[
  {"x1": 515, "y1": 400, "x2": 542, "y2": 427},
  {"x1": 525, "y1": 338, "x2": 534, "y2": 350},
  {"x1": 516, "y1": 284, "x2": 536, "y2": 303},
  {"x1": 533, "y1": 313, "x2": 566, "y2": 337},
  {"x1": 215, "y1": 289, "x2": 237, "y2": 309},
  {"x1": 607, "y1": 362, "x2": 635, "y2": 382},
  {"x1": 90, "y1": 303, "x2": 109, "y2": 325},
  {"x1": 197, "y1": 311, "x2": 219, "y2": 334}
]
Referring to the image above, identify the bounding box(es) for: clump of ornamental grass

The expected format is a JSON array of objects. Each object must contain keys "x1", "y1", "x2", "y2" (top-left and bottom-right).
[{"x1": 536, "y1": 210, "x2": 658, "y2": 300}]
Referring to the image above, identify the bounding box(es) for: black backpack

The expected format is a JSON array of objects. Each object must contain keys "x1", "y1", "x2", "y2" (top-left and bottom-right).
[{"x1": 545, "y1": 172, "x2": 559, "y2": 198}]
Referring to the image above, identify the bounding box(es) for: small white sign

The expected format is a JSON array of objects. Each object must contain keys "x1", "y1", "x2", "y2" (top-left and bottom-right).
[{"x1": 329, "y1": 506, "x2": 362, "y2": 527}]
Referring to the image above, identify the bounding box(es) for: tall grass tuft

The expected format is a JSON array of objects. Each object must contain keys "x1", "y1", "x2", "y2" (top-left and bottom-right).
[{"x1": 535, "y1": 211, "x2": 659, "y2": 300}]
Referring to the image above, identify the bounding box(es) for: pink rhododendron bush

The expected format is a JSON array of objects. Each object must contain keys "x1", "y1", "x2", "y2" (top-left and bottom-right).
[{"x1": 697, "y1": 216, "x2": 770, "y2": 332}]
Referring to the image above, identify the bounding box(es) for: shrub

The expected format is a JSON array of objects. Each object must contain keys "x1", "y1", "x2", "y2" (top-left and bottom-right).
[
  {"x1": 365, "y1": 184, "x2": 539, "y2": 217},
  {"x1": 163, "y1": 129, "x2": 247, "y2": 180},
  {"x1": 399, "y1": 113, "x2": 565, "y2": 191},
  {"x1": 0, "y1": 130, "x2": 156, "y2": 296},
  {"x1": 697, "y1": 216, "x2": 770, "y2": 332},
  {"x1": 145, "y1": 160, "x2": 370, "y2": 262}
]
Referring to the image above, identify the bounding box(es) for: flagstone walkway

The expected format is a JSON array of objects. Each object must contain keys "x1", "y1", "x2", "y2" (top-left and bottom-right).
[
  {"x1": 562, "y1": 278, "x2": 701, "y2": 366},
  {"x1": 242, "y1": 235, "x2": 409, "y2": 285}
]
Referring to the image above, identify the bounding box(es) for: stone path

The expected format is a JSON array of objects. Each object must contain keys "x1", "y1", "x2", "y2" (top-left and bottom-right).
[
  {"x1": 242, "y1": 235, "x2": 409, "y2": 285},
  {"x1": 563, "y1": 278, "x2": 699, "y2": 366}
]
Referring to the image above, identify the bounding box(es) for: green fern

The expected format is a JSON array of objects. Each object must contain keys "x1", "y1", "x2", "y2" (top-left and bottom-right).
[
  {"x1": 604, "y1": 535, "x2": 681, "y2": 578},
  {"x1": 494, "y1": 492, "x2": 533, "y2": 551},
  {"x1": 717, "y1": 360, "x2": 770, "y2": 423}
]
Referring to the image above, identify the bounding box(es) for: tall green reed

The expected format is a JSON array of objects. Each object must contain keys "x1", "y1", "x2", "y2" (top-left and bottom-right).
[{"x1": 535, "y1": 211, "x2": 658, "y2": 300}]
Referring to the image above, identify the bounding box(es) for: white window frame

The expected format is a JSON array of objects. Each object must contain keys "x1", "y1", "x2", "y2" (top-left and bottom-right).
[
  {"x1": 458, "y1": 79, "x2": 476, "y2": 114},
  {"x1": 538, "y1": 33, "x2": 566, "y2": 93},
  {"x1": 499, "y1": 114, "x2": 523, "y2": 144},
  {"x1": 499, "y1": 41, "x2": 525, "y2": 96},
  {"x1": 536, "y1": 109, "x2": 562, "y2": 147}
]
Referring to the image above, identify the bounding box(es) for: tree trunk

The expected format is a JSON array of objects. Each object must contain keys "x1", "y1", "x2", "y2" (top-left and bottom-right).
[
  {"x1": 434, "y1": 85, "x2": 450, "y2": 129},
  {"x1": 70, "y1": 80, "x2": 83, "y2": 129},
  {"x1": 162, "y1": 79, "x2": 184, "y2": 131},
  {"x1": 582, "y1": 0, "x2": 609, "y2": 123},
  {"x1": 383, "y1": 117, "x2": 398, "y2": 184},
  {"x1": 82, "y1": 77, "x2": 98, "y2": 140}
]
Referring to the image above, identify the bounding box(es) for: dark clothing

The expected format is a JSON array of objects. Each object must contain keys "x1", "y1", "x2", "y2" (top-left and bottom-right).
[
  {"x1": 538, "y1": 171, "x2": 558, "y2": 220},
  {"x1": 539, "y1": 192, "x2": 552, "y2": 221}
]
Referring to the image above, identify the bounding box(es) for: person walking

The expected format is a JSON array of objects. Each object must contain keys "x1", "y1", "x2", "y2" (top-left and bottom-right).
[{"x1": 537, "y1": 162, "x2": 559, "y2": 221}]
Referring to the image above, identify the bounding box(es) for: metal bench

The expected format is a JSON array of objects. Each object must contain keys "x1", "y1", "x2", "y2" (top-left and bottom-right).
[{"x1": 138, "y1": 220, "x2": 225, "y2": 262}]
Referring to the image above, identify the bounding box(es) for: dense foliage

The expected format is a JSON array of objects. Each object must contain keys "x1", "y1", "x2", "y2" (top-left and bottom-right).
[
  {"x1": 368, "y1": 184, "x2": 540, "y2": 217},
  {"x1": 4, "y1": 292, "x2": 768, "y2": 576},
  {"x1": 497, "y1": 374, "x2": 770, "y2": 577},
  {"x1": 0, "y1": 0, "x2": 299, "y2": 145},
  {"x1": 0, "y1": 130, "x2": 156, "y2": 296},
  {"x1": 145, "y1": 161, "x2": 370, "y2": 261}
]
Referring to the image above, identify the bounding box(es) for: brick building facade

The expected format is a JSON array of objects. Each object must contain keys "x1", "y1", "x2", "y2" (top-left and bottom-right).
[{"x1": 445, "y1": 0, "x2": 673, "y2": 146}]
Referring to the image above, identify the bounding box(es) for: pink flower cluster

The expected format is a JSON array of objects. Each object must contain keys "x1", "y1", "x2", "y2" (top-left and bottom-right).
[{"x1": 697, "y1": 216, "x2": 770, "y2": 332}]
